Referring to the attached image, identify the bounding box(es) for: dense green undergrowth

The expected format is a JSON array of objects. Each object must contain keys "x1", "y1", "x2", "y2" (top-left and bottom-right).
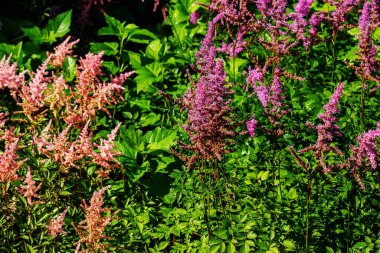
[{"x1": 1, "y1": 0, "x2": 380, "y2": 252}]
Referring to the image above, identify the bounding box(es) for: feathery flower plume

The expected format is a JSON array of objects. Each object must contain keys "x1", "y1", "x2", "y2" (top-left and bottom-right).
[
  {"x1": 16, "y1": 167, "x2": 42, "y2": 205},
  {"x1": 247, "y1": 118, "x2": 258, "y2": 138},
  {"x1": 357, "y1": 0, "x2": 379, "y2": 81},
  {"x1": 299, "y1": 83, "x2": 344, "y2": 173},
  {"x1": 343, "y1": 123, "x2": 380, "y2": 189},
  {"x1": 0, "y1": 55, "x2": 25, "y2": 99},
  {"x1": 18, "y1": 55, "x2": 52, "y2": 118},
  {"x1": 46, "y1": 207, "x2": 69, "y2": 238},
  {"x1": 0, "y1": 138, "x2": 21, "y2": 183},
  {"x1": 48, "y1": 36, "x2": 80, "y2": 67},
  {"x1": 246, "y1": 67, "x2": 268, "y2": 108},
  {"x1": 92, "y1": 123, "x2": 121, "y2": 177},
  {"x1": 178, "y1": 13, "x2": 237, "y2": 167},
  {"x1": 73, "y1": 186, "x2": 112, "y2": 253},
  {"x1": 0, "y1": 111, "x2": 7, "y2": 128}
]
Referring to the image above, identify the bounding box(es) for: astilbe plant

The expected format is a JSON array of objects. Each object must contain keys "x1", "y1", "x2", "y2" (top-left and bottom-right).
[
  {"x1": 73, "y1": 186, "x2": 113, "y2": 253},
  {"x1": 177, "y1": 13, "x2": 236, "y2": 168},
  {"x1": 16, "y1": 167, "x2": 42, "y2": 205},
  {"x1": 46, "y1": 207, "x2": 70, "y2": 238},
  {"x1": 0, "y1": 129, "x2": 23, "y2": 183},
  {"x1": 297, "y1": 83, "x2": 345, "y2": 173}
]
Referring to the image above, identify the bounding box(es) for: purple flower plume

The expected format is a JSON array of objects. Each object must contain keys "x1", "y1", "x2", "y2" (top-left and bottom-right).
[
  {"x1": 299, "y1": 83, "x2": 344, "y2": 173},
  {"x1": 247, "y1": 118, "x2": 258, "y2": 138},
  {"x1": 178, "y1": 13, "x2": 235, "y2": 168},
  {"x1": 357, "y1": 1, "x2": 379, "y2": 78},
  {"x1": 189, "y1": 12, "x2": 200, "y2": 25}
]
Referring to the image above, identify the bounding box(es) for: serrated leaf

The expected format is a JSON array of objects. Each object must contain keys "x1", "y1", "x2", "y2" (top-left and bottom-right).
[
  {"x1": 227, "y1": 241, "x2": 236, "y2": 253},
  {"x1": 282, "y1": 240, "x2": 296, "y2": 251},
  {"x1": 62, "y1": 56, "x2": 76, "y2": 81},
  {"x1": 146, "y1": 39, "x2": 162, "y2": 60},
  {"x1": 145, "y1": 127, "x2": 177, "y2": 151}
]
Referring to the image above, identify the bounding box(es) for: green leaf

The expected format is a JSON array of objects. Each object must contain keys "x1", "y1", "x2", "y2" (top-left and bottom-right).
[
  {"x1": 352, "y1": 242, "x2": 367, "y2": 249},
  {"x1": 129, "y1": 28, "x2": 158, "y2": 44},
  {"x1": 282, "y1": 240, "x2": 296, "y2": 251},
  {"x1": 90, "y1": 42, "x2": 118, "y2": 56},
  {"x1": 158, "y1": 241, "x2": 169, "y2": 251},
  {"x1": 140, "y1": 113, "x2": 161, "y2": 127},
  {"x1": 227, "y1": 241, "x2": 236, "y2": 253},
  {"x1": 59, "y1": 191, "x2": 72, "y2": 196},
  {"x1": 146, "y1": 39, "x2": 162, "y2": 60},
  {"x1": 287, "y1": 187, "x2": 298, "y2": 200},
  {"x1": 62, "y1": 56, "x2": 77, "y2": 82},
  {"x1": 22, "y1": 26, "x2": 42, "y2": 42},
  {"x1": 46, "y1": 10, "x2": 72, "y2": 39},
  {"x1": 24, "y1": 244, "x2": 36, "y2": 253},
  {"x1": 144, "y1": 127, "x2": 177, "y2": 151}
]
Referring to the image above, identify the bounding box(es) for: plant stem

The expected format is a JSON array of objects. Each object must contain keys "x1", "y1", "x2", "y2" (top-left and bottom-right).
[{"x1": 306, "y1": 173, "x2": 314, "y2": 251}]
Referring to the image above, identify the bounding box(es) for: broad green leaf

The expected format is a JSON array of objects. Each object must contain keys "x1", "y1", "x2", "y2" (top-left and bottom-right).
[
  {"x1": 145, "y1": 127, "x2": 177, "y2": 151},
  {"x1": 62, "y1": 56, "x2": 77, "y2": 82},
  {"x1": 146, "y1": 39, "x2": 163, "y2": 61},
  {"x1": 129, "y1": 28, "x2": 158, "y2": 44},
  {"x1": 22, "y1": 26, "x2": 42, "y2": 42},
  {"x1": 140, "y1": 113, "x2": 161, "y2": 127},
  {"x1": 282, "y1": 240, "x2": 296, "y2": 251},
  {"x1": 227, "y1": 241, "x2": 236, "y2": 253},
  {"x1": 352, "y1": 242, "x2": 367, "y2": 249},
  {"x1": 128, "y1": 51, "x2": 142, "y2": 68},
  {"x1": 46, "y1": 10, "x2": 72, "y2": 39},
  {"x1": 90, "y1": 42, "x2": 118, "y2": 56}
]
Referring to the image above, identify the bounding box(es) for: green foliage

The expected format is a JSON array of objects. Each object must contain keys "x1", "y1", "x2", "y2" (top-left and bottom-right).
[{"x1": 1, "y1": 0, "x2": 380, "y2": 252}]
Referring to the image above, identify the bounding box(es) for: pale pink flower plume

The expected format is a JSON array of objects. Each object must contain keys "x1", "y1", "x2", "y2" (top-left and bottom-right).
[
  {"x1": 0, "y1": 130, "x2": 23, "y2": 183},
  {"x1": 16, "y1": 167, "x2": 42, "y2": 205},
  {"x1": 0, "y1": 55, "x2": 25, "y2": 99},
  {"x1": 93, "y1": 122, "x2": 122, "y2": 176},
  {"x1": 34, "y1": 123, "x2": 82, "y2": 172},
  {"x1": 46, "y1": 207, "x2": 69, "y2": 238},
  {"x1": 48, "y1": 36, "x2": 80, "y2": 67},
  {"x1": 74, "y1": 186, "x2": 113, "y2": 253},
  {"x1": 0, "y1": 111, "x2": 8, "y2": 128}
]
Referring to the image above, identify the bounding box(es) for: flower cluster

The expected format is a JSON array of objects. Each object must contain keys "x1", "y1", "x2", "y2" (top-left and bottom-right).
[
  {"x1": 356, "y1": 0, "x2": 380, "y2": 86},
  {"x1": 178, "y1": 13, "x2": 236, "y2": 167},
  {"x1": 34, "y1": 120, "x2": 121, "y2": 176},
  {"x1": 46, "y1": 207, "x2": 70, "y2": 238},
  {"x1": 0, "y1": 129, "x2": 23, "y2": 183},
  {"x1": 16, "y1": 167, "x2": 42, "y2": 205},
  {"x1": 74, "y1": 186, "x2": 112, "y2": 253},
  {"x1": 299, "y1": 83, "x2": 344, "y2": 173}
]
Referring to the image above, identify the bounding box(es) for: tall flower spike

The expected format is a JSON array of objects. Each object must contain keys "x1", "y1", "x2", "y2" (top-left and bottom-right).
[
  {"x1": 74, "y1": 186, "x2": 112, "y2": 253},
  {"x1": 16, "y1": 167, "x2": 42, "y2": 205},
  {"x1": 357, "y1": 1, "x2": 379, "y2": 80},
  {"x1": 0, "y1": 131, "x2": 23, "y2": 183},
  {"x1": 179, "y1": 13, "x2": 236, "y2": 167},
  {"x1": 92, "y1": 122, "x2": 121, "y2": 177},
  {"x1": 299, "y1": 83, "x2": 344, "y2": 173}
]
